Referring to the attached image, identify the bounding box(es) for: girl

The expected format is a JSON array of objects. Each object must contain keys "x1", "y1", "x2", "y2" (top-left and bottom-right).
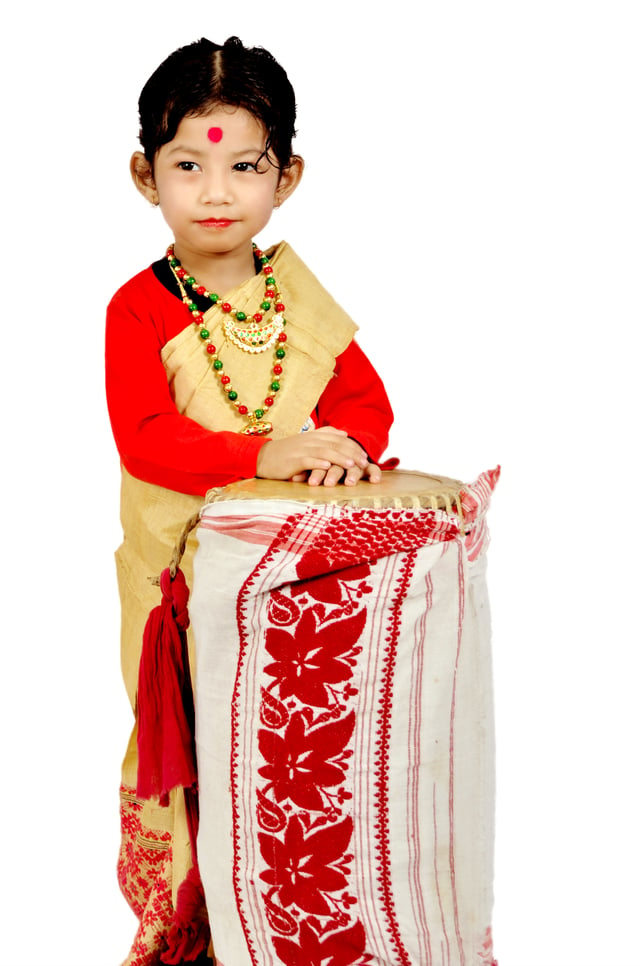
[{"x1": 106, "y1": 36, "x2": 393, "y2": 966}]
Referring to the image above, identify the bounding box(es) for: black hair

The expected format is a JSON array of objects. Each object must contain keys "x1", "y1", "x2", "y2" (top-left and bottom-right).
[{"x1": 137, "y1": 36, "x2": 297, "y2": 169}]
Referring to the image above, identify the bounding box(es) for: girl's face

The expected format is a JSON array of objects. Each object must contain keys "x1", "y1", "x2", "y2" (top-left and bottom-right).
[{"x1": 132, "y1": 106, "x2": 301, "y2": 270}]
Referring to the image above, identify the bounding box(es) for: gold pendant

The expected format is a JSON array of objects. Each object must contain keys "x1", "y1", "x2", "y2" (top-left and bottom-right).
[
  {"x1": 223, "y1": 313, "x2": 285, "y2": 354},
  {"x1": 242, "y1": 420, "x2": 273, "y2": 437}
]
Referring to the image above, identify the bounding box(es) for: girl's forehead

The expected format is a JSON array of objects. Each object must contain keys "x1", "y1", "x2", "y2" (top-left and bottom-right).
[{"x1": 175, "y1": 108, "x2": 267, "y2": 145}]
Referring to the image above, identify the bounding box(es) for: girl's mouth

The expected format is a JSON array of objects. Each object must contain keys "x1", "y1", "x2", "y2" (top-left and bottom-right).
[{"x1": 197, "y1": 218, "x2": 235, "y2": 228}]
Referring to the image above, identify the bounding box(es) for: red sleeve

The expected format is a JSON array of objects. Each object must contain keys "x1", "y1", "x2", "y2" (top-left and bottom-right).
[
  {"x1": 314, "y1": 340, "x2": 393, "y2": 463},
  {"x1": 105, "y1": 270, "x2": 267, "y2": 496}
]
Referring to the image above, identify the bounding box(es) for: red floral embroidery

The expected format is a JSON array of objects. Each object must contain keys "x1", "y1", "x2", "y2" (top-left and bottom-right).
[
  {"x1": 233, "y1": 506, "x2": 469, "y2": 965},
  {"x1": 259, "y1": 813, "x2": 354, "y2": 913},
  {"x1": 273, "y1": 918, "x2": 368, "y2": 966},
  {"x1": 235, "y1": 530, "x2": 375, "y2": 965},
  {"x1": 258, "y1": 708, "x2": 355, "y2": 810},
  {"x1": 267, "y1": 589, "x2": 301, "y2": 626},
  {"x1": 264, "y1": 607, "x2": 365, "y2": 708},
  {"x1": 293, "y1": 555, "x2": 372, "y2": 606}
]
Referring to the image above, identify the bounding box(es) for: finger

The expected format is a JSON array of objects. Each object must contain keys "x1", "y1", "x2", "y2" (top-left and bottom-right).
[
  {"x1": 313, "y1": 441, "x2": 367, "y2": 469},
  {"x1": 343, "y1": 464, "x2": 365, "y2": 486},
  {"x1": 309, "y1": 446, "x2": 356, "y2": 468},
  {"x1": 307, "y1": 467, "x2": 329, "y2": 486},
  {"x1": 307, "y1": 432, "x2": 367, "y2": 466},
  {"x1": 365, "y1": 462, "x2": 382, "y2": 483},
  {"x1": 290, "y1": 472, "x2": 309, "y2": 482},
  {"x1": 320, "y1": 430, "x2": 369, "y2": 466},
  {"x1": 323, "y1": 464, "x2": 347, "y2": 487}
]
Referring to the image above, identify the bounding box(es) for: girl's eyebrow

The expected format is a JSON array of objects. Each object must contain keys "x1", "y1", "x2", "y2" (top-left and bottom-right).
[
  {"x1": 165, "y1": 143, "x2": 207, "y2": 157},
  {"x1": 165, "y1": 143, "x2": 265, "y2": 158}
]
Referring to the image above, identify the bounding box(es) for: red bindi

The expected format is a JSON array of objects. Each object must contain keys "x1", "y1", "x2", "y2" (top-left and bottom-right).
[{"x1": 207, "y1": 126, "x2": 223, "y2": 143}]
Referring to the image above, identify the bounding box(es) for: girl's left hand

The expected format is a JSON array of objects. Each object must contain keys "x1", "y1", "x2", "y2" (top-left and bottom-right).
[{"x1": 291, "y1": 461, "x2": 382, "y2": 487}]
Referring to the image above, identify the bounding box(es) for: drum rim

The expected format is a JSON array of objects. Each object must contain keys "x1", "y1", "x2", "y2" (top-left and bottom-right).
[{"x1": 204, "y1": 469, "x2": 464, "y2": 514}]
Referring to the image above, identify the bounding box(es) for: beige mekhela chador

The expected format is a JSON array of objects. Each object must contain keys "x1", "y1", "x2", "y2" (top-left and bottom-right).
[{"x1": 113, "y1": 243, "x2": 368, "y2": 965}]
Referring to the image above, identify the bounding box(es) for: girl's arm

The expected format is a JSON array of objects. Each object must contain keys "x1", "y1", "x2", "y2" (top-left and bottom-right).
[
  {"x1": 106, "y1": 291, "x2": 388, "y2": 495},
  {"x1": 106, "y1": 289, "x2": 268, "y2": 495},
  {"x1": 278, "y1": 340, "x2": 394, "y2": 487},
  {"x1": 314, "y1": 340, "x2": 394, "y2": 462}
]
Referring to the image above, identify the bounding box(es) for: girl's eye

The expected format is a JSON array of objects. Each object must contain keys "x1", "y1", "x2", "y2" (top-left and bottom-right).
[
  {"x1": 233, "y1": 161, "x2": 258, "y2": 173},
  {"x1": 177, "y1": 161, "x2": 201, "y2": 172}
]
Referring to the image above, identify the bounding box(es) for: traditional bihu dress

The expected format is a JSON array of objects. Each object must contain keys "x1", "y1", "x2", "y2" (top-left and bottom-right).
[{"x1": 107, "y1": 243, "x2": 392, "y2": 965}]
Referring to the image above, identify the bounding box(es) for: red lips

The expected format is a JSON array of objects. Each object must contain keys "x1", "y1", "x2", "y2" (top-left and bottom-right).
[{"x1": 197, "y1": 218, "x2": 234, "y2": 228}]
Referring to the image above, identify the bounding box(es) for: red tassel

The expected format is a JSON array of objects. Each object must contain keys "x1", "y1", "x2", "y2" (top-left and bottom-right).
[
  {"x1": 136, "y1": 567, "x2": 197, "y2": 806},
  {"x1": 160, "y1": 864, "x2": 211, "y2": 964}
]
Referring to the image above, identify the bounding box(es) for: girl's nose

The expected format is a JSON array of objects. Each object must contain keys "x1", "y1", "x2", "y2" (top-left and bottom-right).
[{"x1": 200, "y1": 169, "x2": 233, "y2": 205}]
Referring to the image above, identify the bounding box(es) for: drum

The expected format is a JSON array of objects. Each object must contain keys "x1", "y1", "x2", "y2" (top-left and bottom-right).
[{"x1": 190, "y1": 468, "x2": 499, "y2": 966}]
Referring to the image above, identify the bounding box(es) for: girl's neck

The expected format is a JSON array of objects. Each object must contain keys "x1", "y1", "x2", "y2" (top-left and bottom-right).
[{"x1": 172, "y1": 243, "x2": 258, "y2": 296}]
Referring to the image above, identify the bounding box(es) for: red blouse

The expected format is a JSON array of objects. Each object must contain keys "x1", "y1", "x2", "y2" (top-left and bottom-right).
[{"x1": 106, "y1": 265, "x2": 393, "y2": 496}]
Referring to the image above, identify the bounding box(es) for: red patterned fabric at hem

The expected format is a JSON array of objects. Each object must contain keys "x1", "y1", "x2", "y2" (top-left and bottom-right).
[{"x1": 118, "y1": 785, "x2": 174, "y2": 966}]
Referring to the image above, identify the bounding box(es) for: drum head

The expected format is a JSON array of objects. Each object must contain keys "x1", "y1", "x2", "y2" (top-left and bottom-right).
[{"x1": 205, "y1": 469, "x2": 463, "y2": 513}]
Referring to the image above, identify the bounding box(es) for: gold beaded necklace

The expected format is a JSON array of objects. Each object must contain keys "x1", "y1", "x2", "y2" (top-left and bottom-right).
[{"x1": 166, "y1": 245, "x2": 288, "y2": 436}]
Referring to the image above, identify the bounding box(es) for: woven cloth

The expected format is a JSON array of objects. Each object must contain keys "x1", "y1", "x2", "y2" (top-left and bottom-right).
[{"x1": 190, "y1": 470, "x2": 499, "y2": 966}]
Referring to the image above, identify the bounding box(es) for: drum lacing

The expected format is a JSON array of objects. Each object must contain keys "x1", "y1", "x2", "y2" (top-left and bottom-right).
[{"x1": 150, "y1": 510, "x2": 202, "y2": 585}]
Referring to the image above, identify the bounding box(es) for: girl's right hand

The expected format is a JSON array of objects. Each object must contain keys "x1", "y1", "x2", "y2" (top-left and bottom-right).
[{"x1": 255, "y1": 427, "x2": 369, "y2": 483}]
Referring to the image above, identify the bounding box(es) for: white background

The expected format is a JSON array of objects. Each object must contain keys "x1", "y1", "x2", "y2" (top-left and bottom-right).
[{"x1": 1, "y1": 2, "x2": 638, "y2": 964}]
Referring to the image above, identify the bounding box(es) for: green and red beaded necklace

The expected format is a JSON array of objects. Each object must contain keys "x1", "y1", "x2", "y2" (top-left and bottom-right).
[{"x1": 166, "y1": 244, "x2": 288, "y2": 436}]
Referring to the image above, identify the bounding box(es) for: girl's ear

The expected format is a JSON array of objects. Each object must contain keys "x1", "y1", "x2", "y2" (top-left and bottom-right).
[
  {"x1": 275, "y1": 155, "x2": 304, "y2": 207},
  {"x1": 130, "y1": 152, "x2": 159, "y2": 205}
]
